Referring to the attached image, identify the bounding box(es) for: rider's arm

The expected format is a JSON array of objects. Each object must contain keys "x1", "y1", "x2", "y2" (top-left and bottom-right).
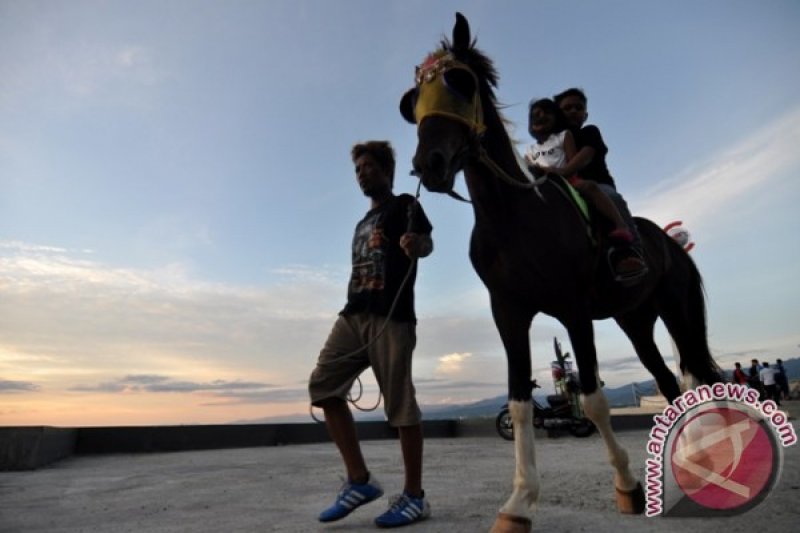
[{"x1": 544, "y1": 144, "x2": 594, "y2": 177}]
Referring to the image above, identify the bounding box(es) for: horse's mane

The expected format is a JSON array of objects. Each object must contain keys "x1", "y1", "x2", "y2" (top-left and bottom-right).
[{"x1": 440, "y1": 37, "x2": 522, "y2": 153}]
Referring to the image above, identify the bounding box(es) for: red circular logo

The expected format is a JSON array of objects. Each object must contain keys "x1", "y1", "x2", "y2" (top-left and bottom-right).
[{"x1": 670, "y1": 407, "x2": 774, "y2": 510}]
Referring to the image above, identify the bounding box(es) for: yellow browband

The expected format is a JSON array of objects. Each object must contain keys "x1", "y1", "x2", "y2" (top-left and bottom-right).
[{"x1": 413, "y1": 52, "x2": 486, "y2": 135}]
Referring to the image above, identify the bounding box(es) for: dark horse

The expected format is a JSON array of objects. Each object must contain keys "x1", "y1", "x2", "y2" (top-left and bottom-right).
[{"x1": 399, "y1": 13, "x2": 721, "y2": 532}]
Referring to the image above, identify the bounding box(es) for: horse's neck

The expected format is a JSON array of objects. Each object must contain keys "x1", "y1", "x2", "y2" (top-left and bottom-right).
[{"x1": 464, "y1": 109, "x2": 540, "y2": 225}]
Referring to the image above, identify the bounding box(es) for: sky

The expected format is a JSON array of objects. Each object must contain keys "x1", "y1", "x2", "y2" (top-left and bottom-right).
[{"x1": 1, "y1": 0, "x2": 799, "y2": 427}]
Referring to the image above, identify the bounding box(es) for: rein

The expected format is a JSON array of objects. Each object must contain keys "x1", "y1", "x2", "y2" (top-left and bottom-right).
[
  {"x1": 476, "y1": 145, "x2": 548, "y2": 200},
  {"x1": 409, "y1": 132, "x2": 550, "y2": 204}
]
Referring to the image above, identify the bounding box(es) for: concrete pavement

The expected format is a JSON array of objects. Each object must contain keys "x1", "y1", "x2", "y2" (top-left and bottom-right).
[{"x1": 2, "y1": 426, "x2": 798, "y2": 532}]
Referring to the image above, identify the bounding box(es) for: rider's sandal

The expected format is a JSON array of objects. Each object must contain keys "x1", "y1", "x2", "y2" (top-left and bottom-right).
[{"x1": 607, "y1": 246, "x2": 648, "y2": 286}]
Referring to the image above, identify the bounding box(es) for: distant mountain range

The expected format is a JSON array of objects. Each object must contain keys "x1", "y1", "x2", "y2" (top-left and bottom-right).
[{"x1": 233, "y1": 357, "x2": 800, "y2": 424}]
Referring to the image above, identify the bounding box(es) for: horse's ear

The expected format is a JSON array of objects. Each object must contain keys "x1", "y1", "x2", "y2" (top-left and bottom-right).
[
  {"x1": 443, "y1": 68, "x2": 476, "y2": 100},
  {"x1": 453, "y1": 12, "x2": 471, "y2": 52},
  {"x1": 399, "y1": 88, "x2": 417, "y2": 124}
]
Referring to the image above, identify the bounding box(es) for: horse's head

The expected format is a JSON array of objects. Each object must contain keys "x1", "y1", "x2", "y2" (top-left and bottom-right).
[{"x1": 399, "y1": 13, "x2": 498, "y2": 194}]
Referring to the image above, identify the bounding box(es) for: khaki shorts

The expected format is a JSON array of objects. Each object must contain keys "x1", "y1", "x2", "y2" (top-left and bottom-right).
[{"x1": 308, "y1": 313, "x2": 421, "y2": 427}]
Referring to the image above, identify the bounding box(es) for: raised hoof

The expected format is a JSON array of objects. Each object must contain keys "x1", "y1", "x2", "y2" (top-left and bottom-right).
[
  {"x1": 490, "y1": 512, "x2": 532, "y2": 533},
  {"x1": 615, "y1": 482, "x2": 646, "y2": 514}
]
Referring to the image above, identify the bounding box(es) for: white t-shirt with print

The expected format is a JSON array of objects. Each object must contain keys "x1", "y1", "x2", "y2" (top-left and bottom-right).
[{"x1": 526, "y1": 130, "x2": 568, "y2": 168}]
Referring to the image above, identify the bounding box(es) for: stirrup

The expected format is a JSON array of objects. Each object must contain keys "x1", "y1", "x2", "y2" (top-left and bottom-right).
[{"x1": 607, "y1": 246, "x2": 648, "y2": 285}]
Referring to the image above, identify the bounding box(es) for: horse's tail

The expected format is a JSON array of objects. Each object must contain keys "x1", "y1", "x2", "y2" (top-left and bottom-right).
[
  {"x1": 660, "y1": 230, "x2": 723, "y2": 385},
  {"x1": 682, "y1": 251, "x2": 723, "y2": 383}
]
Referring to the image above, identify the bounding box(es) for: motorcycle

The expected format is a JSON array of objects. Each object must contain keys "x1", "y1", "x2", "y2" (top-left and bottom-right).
[{"x1": 495, "y1": 379, "x2": 595, "y2": 440}]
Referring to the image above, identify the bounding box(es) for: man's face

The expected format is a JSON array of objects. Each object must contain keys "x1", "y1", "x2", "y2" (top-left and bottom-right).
[
  {"x1": 355, "y1": 153, "x2": 392, "y2": 198},
  {"x1": 558, "y1": 95, "x2": 588, "y2": 129}
]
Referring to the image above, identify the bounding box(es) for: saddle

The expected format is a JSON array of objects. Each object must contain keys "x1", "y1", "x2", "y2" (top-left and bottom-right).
[
  {"x1": 547, "y1": 174, "x2": 647, "y2": 285},
  {"x1": 547, "y1": 174, "x2": 593, "y2": 243}
]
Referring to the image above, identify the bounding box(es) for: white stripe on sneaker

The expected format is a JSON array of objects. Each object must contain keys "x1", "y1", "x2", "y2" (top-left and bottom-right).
[{"x1": 342, "y1": 493, "x2": 364, "y2": 507}]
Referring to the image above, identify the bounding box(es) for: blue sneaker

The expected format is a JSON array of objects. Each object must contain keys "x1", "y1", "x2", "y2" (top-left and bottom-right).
[
  {"x1": 318, "y1": 474, "x2": 384, "y2": 522},
  {"x1": 374, "y1": 491, "x2": 430, "y2": 528}
]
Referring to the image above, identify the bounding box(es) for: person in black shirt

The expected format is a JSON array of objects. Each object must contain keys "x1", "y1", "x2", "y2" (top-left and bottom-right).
[
  {"x1": 538, "y1": 88, "x2": 647, "y2": 283},
  {"x1": 309, "y1": 140, "x2": 434, "y2": 527}
]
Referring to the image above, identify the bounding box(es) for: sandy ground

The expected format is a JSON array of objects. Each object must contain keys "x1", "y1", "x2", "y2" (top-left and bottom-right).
[{"x1": 1, "y1": 426, "x2": 799, "y2": 532}]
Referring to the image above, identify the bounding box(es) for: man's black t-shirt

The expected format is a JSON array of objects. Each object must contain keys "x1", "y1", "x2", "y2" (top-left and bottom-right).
[
  {"x1": 341, "y1": 194, "x2": 433, "y2": 323},
  {"x1": 573, "y1": 125, "x2": 616, "y2": 189}
]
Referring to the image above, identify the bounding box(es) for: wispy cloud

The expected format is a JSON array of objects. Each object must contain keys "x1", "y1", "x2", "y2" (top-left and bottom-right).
[
  {"x1": 1, "y1": 27, "x2": 165, "y2": 114},
  {"x1": 0, "y1": 379, "x2": 40, "y2": 393},
  {"x1": 200, "y1": 387, "x2": 313, "y2": 406},
  {"x1": 59, "y1": 43, "x2": 164, "y2": 99},
  {"x1": 0, "y1": 242, "x2": 341, "y2": 393},
  {"x1": 70, "y1": 374, "x2": 272, "y2": 395},
  {"x1": 635, "y1": 106, "x2": 800, "y2": 232}
]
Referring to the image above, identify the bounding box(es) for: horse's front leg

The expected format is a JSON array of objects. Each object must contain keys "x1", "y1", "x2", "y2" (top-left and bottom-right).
[
  {"x1": 567, "y1": 317, "x2": 646, "y2": 515},
  {"x1": 489, "y1": 299, "x2": 537, "y2": 533}
]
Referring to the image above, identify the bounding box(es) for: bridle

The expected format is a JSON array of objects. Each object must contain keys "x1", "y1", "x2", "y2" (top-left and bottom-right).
[{"x1": 407, "y1": 50, "x2": 549, "y2": 202}]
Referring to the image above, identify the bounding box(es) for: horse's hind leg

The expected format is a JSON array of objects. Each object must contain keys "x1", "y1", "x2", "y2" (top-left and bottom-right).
[
  {"x1": 615, "y1": 303, "x2": 681, "y2": 402},
  {"x1": 567, "y1": 318, "x2": 646, "y2": 514}
]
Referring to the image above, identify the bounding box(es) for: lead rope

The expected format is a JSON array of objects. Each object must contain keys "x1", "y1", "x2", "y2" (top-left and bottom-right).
[
  {"x1": 418, "y1": 137, "x2": 550, "y2": 205},
  {"x1": 310, "y1": 181, "x2": 424, "y2": 423},
  {"x1": 477, "y1": 145, "x2": 549, "y2": 200}
]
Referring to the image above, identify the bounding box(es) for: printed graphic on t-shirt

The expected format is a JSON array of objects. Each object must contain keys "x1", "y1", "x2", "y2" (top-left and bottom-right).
[
  {"x1": 529, "y1": 147, "x2": 556, "y2": 161},
  {"x1": 350, "y1": 213, "x2": 387, "y2": 293}
]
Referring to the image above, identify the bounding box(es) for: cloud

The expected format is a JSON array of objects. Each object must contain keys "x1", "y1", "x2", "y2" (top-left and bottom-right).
[
  {"x1": 0, "y1": 29, "x2": 165, "y2": 114},
  {"x1": 0, "y1": 241, "x2": 341, "y2": 393},
  {"x1": 0, "y1": 241, "x2": 70, "y2": 254},
  {"x1": 70, "y1": 374, "x2": 273, "y2": 395},
  {"x1": 415, "y1": 315, "x2": 564, "y2": 362},
  {"x1": 598, "y1": 356, "x2": 651, "y2": 373},
  {"x1": 0, "y1": 379, "x2": 40, "y2": 393},
  {"x1": 59, "y1": 43, "x2": 164, "y2": 99},
  {"x1": 200, "y1": 387, "x2": 312, "y2": 406},
  {"x1": 635, "y1": 106, "x2": 800, "y2": 232},
  {"x1": 435, "y1": 352, "x2": 473, "y2": 376}
]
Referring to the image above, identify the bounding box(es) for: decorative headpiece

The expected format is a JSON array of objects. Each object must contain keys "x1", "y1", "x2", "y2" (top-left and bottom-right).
[{"x1": 411, "y1": 51, "x2": 485, "y2": 135}]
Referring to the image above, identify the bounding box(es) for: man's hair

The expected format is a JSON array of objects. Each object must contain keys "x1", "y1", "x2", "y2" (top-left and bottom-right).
[
  {"x1": 351, "y1": 140, "x2": 395, "y2": 186},
  {"x1": 553, "y1": 87, "x2": 588, "y2": 107}
]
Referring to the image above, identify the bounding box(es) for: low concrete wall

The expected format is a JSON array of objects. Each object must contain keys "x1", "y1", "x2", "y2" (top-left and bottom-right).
[
  {"x1": 610, "y1": 413, "x2": 656, "y2": 432},
  {"x1": 0, "y1": 427, "x2": 77, "y2": 471},
  {"x1": 74, "y1": 420, "x2": 458, "y2": 455},
  {"x1": 1, "y1": 415, "x2": 653, "y2": 471}
]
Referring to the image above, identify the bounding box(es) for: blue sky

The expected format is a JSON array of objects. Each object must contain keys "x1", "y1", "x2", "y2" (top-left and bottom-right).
[{"x1": 1, "y1": 1, "x2": 799, "y2": 426}]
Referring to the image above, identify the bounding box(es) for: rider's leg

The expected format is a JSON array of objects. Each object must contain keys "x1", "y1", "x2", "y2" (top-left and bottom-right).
[
  {"x1": 573, "y1": 180, "x2": 646, "y2": 280},
  {"x1": 597, "y1": 183, "x2": 642, "y2": 248},
  {"x1": 573, "y1": 180, "x2": 629, "y2": 235}
]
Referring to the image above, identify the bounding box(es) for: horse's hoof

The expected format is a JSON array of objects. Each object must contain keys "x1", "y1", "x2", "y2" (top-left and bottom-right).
[
  {"x1": 615, "y1": 482, "x2": 646, "y2": 514},
  {"x1": 490, "y1": 512, "x2": 532, "y2": 533}
]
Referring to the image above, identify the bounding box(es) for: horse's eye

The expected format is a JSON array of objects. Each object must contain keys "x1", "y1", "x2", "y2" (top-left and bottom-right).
[{"x1": 442, "y1": 68, "x2": 477, "y2": 100}]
